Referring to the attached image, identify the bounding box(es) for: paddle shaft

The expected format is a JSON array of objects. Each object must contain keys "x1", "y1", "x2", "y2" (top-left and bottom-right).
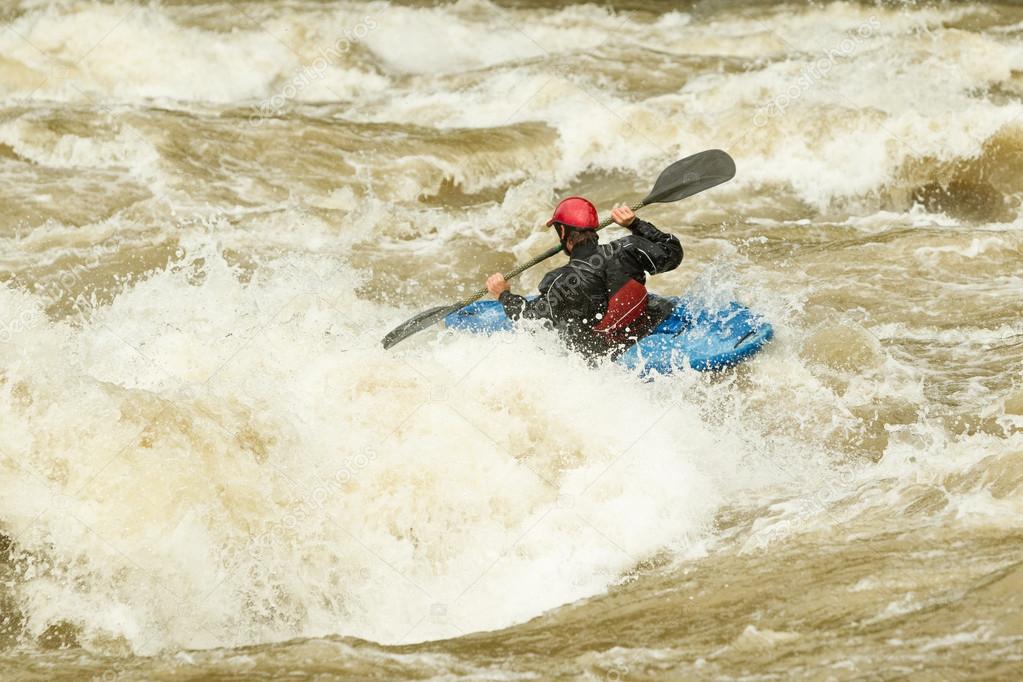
[{"x1": 449, "y1": 201, "x2": 646, "y2": 311}]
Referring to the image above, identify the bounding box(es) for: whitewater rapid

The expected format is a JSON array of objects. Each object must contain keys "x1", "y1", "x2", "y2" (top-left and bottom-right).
[
  {"x1": 1, "y1": 0, "x2": 1022, "y2": 676},
  {"x1": 0, "y1": 237, "x2": 797, "y2": 650}
]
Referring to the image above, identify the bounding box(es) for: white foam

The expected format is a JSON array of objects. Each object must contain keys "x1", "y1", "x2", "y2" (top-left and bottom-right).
[
  {"x1": 0, "y1": 117, "x2": 158, "y2": 171},
  {"x1": 3, "y1": 1, "x2": 1022, "y2": 211},
  {"x1": 0, "y1": 3, "x2": 387, "y2": 104},
  {"x1": 0, "y1": 236, "x2": 814, "y2": 652}
]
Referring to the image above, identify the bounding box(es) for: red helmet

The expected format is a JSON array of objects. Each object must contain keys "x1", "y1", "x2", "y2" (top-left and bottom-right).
[{"x1": 546, "y1": 196, "x2": 598, "y2": 230}]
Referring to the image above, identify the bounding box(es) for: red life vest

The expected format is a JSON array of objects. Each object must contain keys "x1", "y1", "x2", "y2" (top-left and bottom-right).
[{"x1": 593, "y1": 278, "x2": 647, "y2": 342}]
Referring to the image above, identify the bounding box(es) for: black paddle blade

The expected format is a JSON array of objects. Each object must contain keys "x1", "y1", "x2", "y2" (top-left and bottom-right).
[
  {"x1": 381, "y1": 304, "x2": 455, "y2": 349},
  {"x1": 642, "y1": 149, "x2": 736, "y2": 205}
]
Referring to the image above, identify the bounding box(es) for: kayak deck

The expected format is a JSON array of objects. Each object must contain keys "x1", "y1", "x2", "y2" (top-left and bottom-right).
[
  {"x1": 444, "y1": 295, "x2": 773, "y2": 375},
  {"x1": 619, "y1": 297, "x2": 773, "y2": 374}
]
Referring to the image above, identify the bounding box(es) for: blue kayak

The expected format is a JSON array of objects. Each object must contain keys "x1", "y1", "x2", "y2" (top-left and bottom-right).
[{"x1": 444, "y1": 295, "x2": 773, "y2": 375}]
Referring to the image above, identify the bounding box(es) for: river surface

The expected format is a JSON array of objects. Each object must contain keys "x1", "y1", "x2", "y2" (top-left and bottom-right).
[{"x1": 1, "y1": 0, "x2": 1022, "y2": 679}]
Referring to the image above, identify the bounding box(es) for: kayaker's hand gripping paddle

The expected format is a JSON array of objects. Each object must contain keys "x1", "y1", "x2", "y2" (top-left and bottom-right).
[{"x1": 381, "y1": 149, "x2": 736, "y2": 350}]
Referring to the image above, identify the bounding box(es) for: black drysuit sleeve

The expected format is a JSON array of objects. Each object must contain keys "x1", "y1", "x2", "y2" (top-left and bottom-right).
[
  {"x1": 497, "y1": 267, "x2": 570, "y2": 322},
  {"x1": 617, "y1": 218, "x2": 683, "y2": 279}
]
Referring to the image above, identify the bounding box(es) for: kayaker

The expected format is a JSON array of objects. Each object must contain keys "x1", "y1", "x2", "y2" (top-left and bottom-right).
[{"x1": 485, "y1": 197, "x2": 682, "y2": 356}]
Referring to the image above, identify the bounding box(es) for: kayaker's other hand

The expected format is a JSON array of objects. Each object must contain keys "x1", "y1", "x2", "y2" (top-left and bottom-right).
[
  {"x1": 612, "y1": 204, "x2": 636, "y2": 227},
  {"x1": 486, "y1": 273, "x2": 510, "y2": 297}
]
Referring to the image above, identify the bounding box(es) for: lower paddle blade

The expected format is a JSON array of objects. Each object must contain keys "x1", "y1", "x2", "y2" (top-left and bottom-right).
[
  {"x1": 381, "y1": 304, "x2": 455, "y2": 349},
  {"x1": 642, "y1": 149, "x2": 736, "y2": 205}
]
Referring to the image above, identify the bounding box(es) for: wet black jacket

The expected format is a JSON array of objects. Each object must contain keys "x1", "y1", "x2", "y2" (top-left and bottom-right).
[{"x1": 498, "y1": 219, "x2": 683, "y2": 356}]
